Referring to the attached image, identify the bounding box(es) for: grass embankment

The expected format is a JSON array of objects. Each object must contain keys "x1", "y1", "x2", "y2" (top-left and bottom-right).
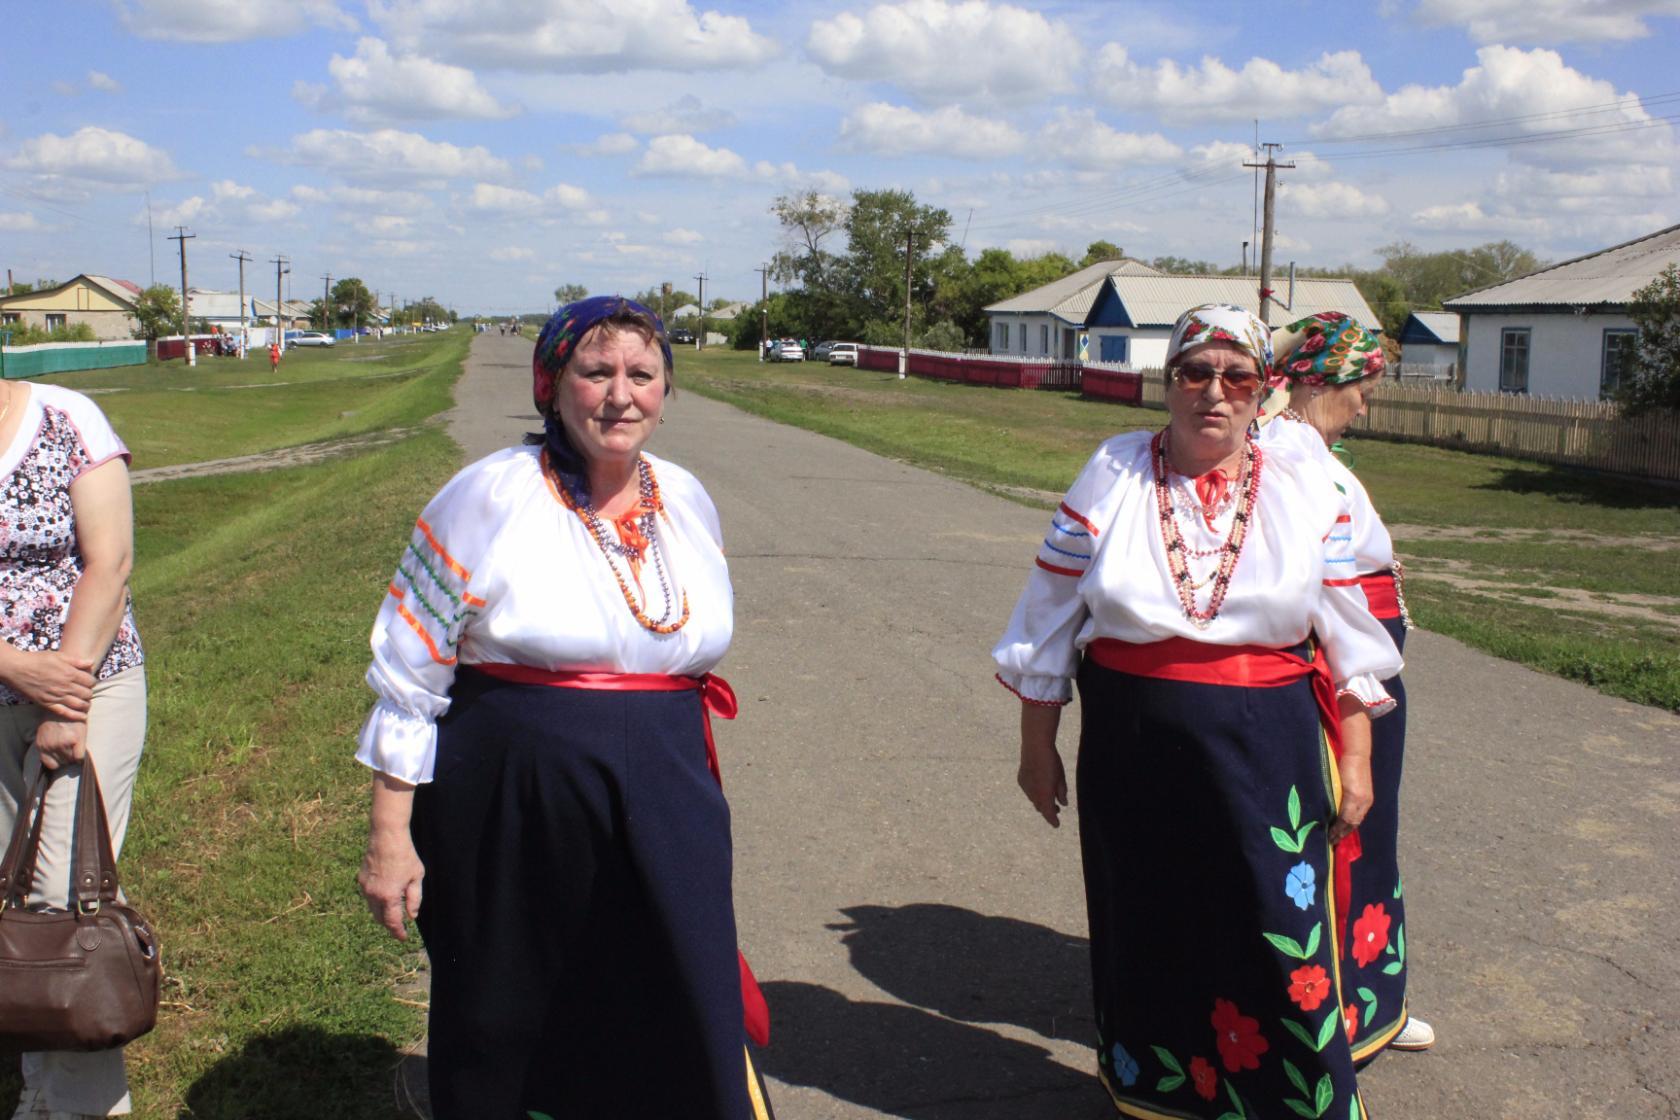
[
  {"x1": 3, "y1": 332, "x2": 464, "y2": 1117},
  {"x1": 679, "y1": 348, "x2": 1680, "y2": 711}
]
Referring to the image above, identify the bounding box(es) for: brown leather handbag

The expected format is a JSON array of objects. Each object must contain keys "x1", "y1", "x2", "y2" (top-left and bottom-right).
[{"x1": 0, "y1": 756, "x2": 161, "y2": 1051}]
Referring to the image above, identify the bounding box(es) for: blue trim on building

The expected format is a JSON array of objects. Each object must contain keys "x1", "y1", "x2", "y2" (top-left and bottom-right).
[{"x1": 1083, "y1": 282, "x2": 1134, "y2": 328}]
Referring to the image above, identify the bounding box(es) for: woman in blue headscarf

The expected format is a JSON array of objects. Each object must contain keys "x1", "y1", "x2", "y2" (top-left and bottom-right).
[{"x1": 354, "y1": 297, "x2": 771, "y2": 1119}]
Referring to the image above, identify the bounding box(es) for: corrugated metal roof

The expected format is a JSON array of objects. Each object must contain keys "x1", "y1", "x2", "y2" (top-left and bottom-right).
[
  {"x1": 984, "y1": 258, "x2": 1163, "y2": 317},
  {"x1": 1444, "y1": 223, "x2": 1680, "y2": 310},
  {"x1": 186, "y1": 289, "x2": 247, "y2": 318},
  {"x1": 1409, "y1": 311, "x2": 1459, "y2": 343},
  {"x1": 1098, "y1": 275, "x2": 1380, "y2": 330}
]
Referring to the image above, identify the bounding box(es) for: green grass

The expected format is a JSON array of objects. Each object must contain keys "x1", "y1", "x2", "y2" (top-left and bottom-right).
[
  {"x1": 41, "y1": 331, "x2": 467, "y2": 468},
  {"x1": 679, "y1": 348, "x2": 1680, "y2": 710},
  {"x1": 2, "y1": 342, "x2": 464, "y2": 1118}
]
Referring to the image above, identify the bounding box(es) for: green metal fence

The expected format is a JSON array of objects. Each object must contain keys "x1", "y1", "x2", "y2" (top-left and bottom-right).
[{"x1": 0, "y1": 341, "x2": 149, "y2": 378}]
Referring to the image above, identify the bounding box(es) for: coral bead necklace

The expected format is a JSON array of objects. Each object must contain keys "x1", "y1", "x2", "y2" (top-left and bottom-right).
[
  {"x1": 543, "y1": 450, "x2": 690, "y2": 635},
  {"x1": 1151, "y1": 429, "x2": 1261, "y2": 629}
]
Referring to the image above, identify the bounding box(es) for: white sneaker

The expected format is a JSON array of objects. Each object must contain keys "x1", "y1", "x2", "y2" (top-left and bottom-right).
[{"x1": 1391, "y1": 1016, "x2": 1436, "y2": 1051}]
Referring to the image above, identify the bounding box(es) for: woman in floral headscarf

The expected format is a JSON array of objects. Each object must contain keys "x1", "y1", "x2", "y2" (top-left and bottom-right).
[
  {"x1": 1259, "y1": 311, "x2": 1434, "y2": 1059},
  {"x1": 994, "y1": 303, "x2": 1403, "y2": 1118},
  {"x1": 354, "y1": 297, "x2": 771, "y2": 1119}
]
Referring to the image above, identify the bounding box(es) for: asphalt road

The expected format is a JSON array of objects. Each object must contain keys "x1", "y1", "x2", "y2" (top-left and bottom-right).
[{"x1": 444, "y1": 333, "x2": 1680, "y2": 1120}]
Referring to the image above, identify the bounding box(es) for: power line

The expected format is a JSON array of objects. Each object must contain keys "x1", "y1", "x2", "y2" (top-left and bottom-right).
[{"x1": 1283, "y1": 90, "x2": 1680, "y2": 147}]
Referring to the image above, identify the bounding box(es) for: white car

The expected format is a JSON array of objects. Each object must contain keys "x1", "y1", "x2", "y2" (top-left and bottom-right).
[
  {"x1": 828, "y1": 342, "x2": 859, "y2": 366},
  {"x1": 772, "y1": 339, "x2": 805, "y2": 362},
  {"x1": 289, "y1": 332, "x2": 336, "y2": 348}
]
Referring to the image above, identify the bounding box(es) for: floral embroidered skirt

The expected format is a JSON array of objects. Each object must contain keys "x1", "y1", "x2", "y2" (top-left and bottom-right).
[
  {"x1": 1344, "y1": 617, "x2": 1410, "y2": 1063},
  {"x1": 1075, "y1": 657, "x2": 1369, "y2": 1120}
]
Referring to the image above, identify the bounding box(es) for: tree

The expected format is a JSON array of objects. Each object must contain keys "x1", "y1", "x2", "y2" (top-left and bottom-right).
[
  {"x1": 408, "y1": 296, "x2": 451, "y2": 325},
  {"x1": 332, "y1": 277, "x2": 376, "y2": 328},
  {"x1": 840, "y1": 188, "x2": 953, "y2": 341},
  {"x1": 1080, "y1": 240, "x2": 1126, "y2": 268},
  {"x1": 554, "y1": 283, "x2": 588, "y2": 305},
  {"x1": 1149, "y1": 255, "x2": 1220, "y2": 275},
  {"x1": 1618, "y1": 263, "x2": 1680, "y2": 416},
  {"x1": 130, "y1": 285, "x2": 180, "y2": 341}
]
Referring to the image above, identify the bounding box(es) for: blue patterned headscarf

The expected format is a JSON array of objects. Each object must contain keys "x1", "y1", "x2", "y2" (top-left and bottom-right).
[{"x1": 531, "y1": 295, "x2": 674, "y2": 503}]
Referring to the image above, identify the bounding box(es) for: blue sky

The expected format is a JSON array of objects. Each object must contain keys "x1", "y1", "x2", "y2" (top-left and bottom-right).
[{"x1": 2, "y1": 0, "x2": 1676, "y2": 315}]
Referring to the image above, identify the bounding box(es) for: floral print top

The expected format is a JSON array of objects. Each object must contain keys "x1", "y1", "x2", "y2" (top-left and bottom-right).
[{"x1": 0, "y1": 383, "x2": 143, "y2": 705}]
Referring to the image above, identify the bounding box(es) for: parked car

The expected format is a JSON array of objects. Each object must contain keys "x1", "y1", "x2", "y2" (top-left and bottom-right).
[
  {"x1": 670, "y1": 327, "x2": 696, "y2": 344},
  {"x1": 771, "y1": 338, "x2": 805, "y2": 362},
  {"x1": 829, "y1": 342, "x2": 860, "y2": 366},
  {"x1": 811, "y1": 340, "x2": 836, "y2": 362},
  {"x1": 290, "y1": 332, "x2": 336, "y2": 348}
]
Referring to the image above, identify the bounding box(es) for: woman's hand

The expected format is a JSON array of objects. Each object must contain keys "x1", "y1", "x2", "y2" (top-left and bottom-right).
[
  {"x1": 1018, "y1": 702, "x2": 1068, "y2": 828},
  {"x1": 34, "y1": 717, "x2": 88, "y2": 770},
  {"x1": 1331, "y1": 752, "x2": 1372, "y2": 845},
  {"x1": 359, "y1": 773, "x2": 422, "y2": 940},
  {"x1": 1, "y1": 650, "x2": 95, "y2": 719},
  {"x1": 1018, "y1": 741, "x2": 1069, "y2": 828}
]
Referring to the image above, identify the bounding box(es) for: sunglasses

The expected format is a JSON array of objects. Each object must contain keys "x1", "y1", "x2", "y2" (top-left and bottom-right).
[{"x1": 1173, "y1": 362, "x2": 1263, "y2": 397}]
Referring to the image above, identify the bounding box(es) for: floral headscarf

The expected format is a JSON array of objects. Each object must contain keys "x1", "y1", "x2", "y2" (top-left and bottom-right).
[
  {"x1": 531, "y1": 295, "x2": 673, "y2": 417},
  {"x1": 1164, "y1": 303, "x2": 1273, "y2": 372},
  {"x1": 1267, "y1": 311, "x2": 1385, "y2": 387}
]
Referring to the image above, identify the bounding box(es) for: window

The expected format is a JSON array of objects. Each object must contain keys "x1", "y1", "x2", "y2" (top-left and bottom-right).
[
  {"x1": 1498, "y1": 327, "x2": 1530, "y2": 393},
  {"x1": 44, "y1": 313, "x2": 67, "y2": 331},
  {"x1": 1601, "y1": 329, "x2": 1637, "y2": 399},
  {"x1": 997, "y1": 322, "x2": 1009, "y2": 351},
  {"x1": 1040, "y1": 324, "x2": 1049, "y2": 354}
]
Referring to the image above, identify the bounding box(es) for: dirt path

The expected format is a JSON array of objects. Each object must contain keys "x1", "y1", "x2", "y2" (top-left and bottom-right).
[{"x1": 129, "y1": 429, "x2": 412, "y2": 484}]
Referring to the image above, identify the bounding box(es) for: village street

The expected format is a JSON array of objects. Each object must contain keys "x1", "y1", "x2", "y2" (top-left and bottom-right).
[{"x1": 444, "y1": 332, "x2": 1680, "y2": 1119}]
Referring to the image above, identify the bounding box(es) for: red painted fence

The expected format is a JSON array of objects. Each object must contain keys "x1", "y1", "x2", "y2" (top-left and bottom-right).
[{"x1": 856, "y1": 347, "x2": 1143, "y2": 405}]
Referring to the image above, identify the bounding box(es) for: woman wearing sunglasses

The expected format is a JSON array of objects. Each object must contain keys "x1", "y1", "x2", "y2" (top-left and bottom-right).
[{"x1": 994, "y1": 303, "x2": 1403, "y2": 1119}]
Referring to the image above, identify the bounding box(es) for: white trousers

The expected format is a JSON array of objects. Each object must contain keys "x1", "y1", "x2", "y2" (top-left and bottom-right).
[{"x1": 0, "y1": 667, "x2": 147, "y2": 1118}]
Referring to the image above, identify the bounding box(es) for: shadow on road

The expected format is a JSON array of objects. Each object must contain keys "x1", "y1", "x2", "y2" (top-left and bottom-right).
[{"x1": 757, "y1": 903, "x2": 1107, "y2": 1118}]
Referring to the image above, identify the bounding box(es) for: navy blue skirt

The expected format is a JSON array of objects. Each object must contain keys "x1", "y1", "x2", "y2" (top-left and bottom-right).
[
  {"x1": 1076, "y1": 656, "x2": 1368, "y2": 1119},
  {"x1": 410, "y1": 668, "x2": 766, "y2": 1120}
]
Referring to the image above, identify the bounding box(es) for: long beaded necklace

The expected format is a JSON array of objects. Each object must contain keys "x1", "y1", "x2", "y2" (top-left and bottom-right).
[
  {"x1": 543, "y1": 450, "x2": 690, "y2": 635},
  {"x1": 1151, "y1": 429, "x2": 1261, "y2": 629}
]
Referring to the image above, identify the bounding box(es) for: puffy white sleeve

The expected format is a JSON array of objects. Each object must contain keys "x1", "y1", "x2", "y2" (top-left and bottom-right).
[
  {"x1": 992, "y1": 441, "x2": 1121, "y2": 706},
  {"x1": 56, "y1": 388, "x2": 132, "y2": 472},
  {"x1": 355, "y1": 463, "x2": 501, "y2": 784},
  {"x1": 1313, "y1": 501, "x2": 1402, "y2": 717}
]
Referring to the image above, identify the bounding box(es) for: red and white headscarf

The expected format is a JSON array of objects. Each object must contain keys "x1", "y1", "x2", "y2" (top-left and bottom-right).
[{"x1": 1164, "y1": 303, "x2": 1273, "y2": 371}]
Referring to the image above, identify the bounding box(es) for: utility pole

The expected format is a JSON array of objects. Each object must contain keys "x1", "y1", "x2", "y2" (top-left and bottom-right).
[
  {"x1": 168, "y1": 226, "x2": 196, "y2": 366},
  {"x1": 755, "y1": 263, "x2": 770, "y2": 362},
  {"x1": 230, "y1": 249, "x2": 251, "y2": 358},
  {"x1": 1243, "y1": 143, "x2": 1294, "y2": 325},
  {"x1": 320, "y1": 274, "x2": 333, "y2": 333},
  {"x1": 900, "y1": 226, "x2": 916, "y2": 379},
  {"x1": 692, "y1": 272, "x2": 706, "y2": 351},
  {"x1": 270, "y1": 255, "x2": 289, "y2": 350}
]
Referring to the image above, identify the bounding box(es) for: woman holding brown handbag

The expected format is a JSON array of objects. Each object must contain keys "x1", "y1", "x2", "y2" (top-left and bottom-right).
[{"x1": 0, "y1": 379, "x2": 147, "y2": 1120}]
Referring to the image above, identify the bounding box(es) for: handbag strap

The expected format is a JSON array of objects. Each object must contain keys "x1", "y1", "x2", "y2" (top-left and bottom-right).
[
  {"x1": 0, "y1": 769, "x2": 51, "y2": 907},
  {"x1": 72, "y1": 755, "x2": 120, "y2": 908}
]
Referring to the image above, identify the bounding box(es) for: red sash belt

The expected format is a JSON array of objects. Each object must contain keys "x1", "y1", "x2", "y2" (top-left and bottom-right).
[
  {"x1": 1085, "y1": 637, "x2": 1362, "y2": 955},
  {"x1": 471, "y1": 663, "x2": 768, "y2": 1047},
  {"x1": 1356, "y1": 571, "x2": 1400, "y2": 620}
]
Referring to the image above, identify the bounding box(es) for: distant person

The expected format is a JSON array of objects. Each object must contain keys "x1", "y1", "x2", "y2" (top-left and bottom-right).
[
  {"x1": 1258, "y1": 312, "x2": 1434, "y2": 1057},
  {"x1": 994, "y1": 303, "x2": 1402, "y2": 1118},
  {"x1": 355, "y1": 296, "x2": 771, "y2": 1119},
  {"x1": 0, "y1": 378, "x2": 147, "y2": 1119},
  {"x1": 269, "y1": 340, "x2": 281, "y2": 372}
]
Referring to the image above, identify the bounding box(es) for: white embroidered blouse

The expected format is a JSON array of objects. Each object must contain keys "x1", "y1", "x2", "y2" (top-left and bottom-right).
[
  {"x1": 1259, "y1": 418, "x2": 1395, "y2": 576},
  {"x1": 356, "y1": 446, "x2": 734, "y2": 784},
  {"x1": 992, "y1": 429, "x2": 1401, "y2": 709}
]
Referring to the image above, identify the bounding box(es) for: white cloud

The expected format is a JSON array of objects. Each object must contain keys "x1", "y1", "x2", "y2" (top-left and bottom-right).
[
  {"x1": 1189, "y1": 140, "x2": 1255, "y2": 170},
  {"x1": 248, "y1": 198, "x2": 302, "y2": 222},
  {"x1": 633, "y1": 134, "x2": 748, "y2": 177},
  {"x1": 296, "y1": 38, "x2": 518, "y2": 124},
  {"x1": 271, "y1": 128, "x2": 511, "y2": 185},
  {"x1": 0, "y1": 212, "x2": 41, "y2": 232},
  {"x1": 365, "y1": 215, "x2": 413, "y2": 236},
  {"x1": 1279, "y1": 181, "x2": 1390, "y2": 220},
  {"x1": 151, "y1": 196, "x2": 206, "y2": 226},
  {"x1": 570, "y1": 133, "x2": 640, "y2": 157},
  {"x1": 622, "y1": 95, "x2": 735, "y2": 134},
  {"x1": 1313, "y1": 46, "x2": 1675, "y2": 167},
  {"x1": 88, "y1": 71, "x2": 122, "y2": 93},
  {"x1": 1411, "y1": 201, "x2": 1549, "y2": 234},
  {"x1": 839, "y1": 102, "x2": 1023, "y2": 159},
  {"x1": 52, "y1": 80, "x2": 77, "y2": 98},
  {"x1": 464, "y1": 181, "x2": 595, "y2": 217},
  {"x1": 211, "y1": 179, "x2": 256, "y2": 201},
  {"x1": 291, "y1": 184, "x2": 433, "y2": 213},
  {"x1": 665, "y1": 227, "x2": 703, "y2": 244},
  {"x1": 490, "y1": 246, "x2": 536, "y2": 261},
  {"x1": 4, "y1": 126, "x2": 180, "y2": 185},
  {"x1": 809, "y1": 0, "x2": 1079, "y2": 103},
  {"x1": 751, "y1": 162, "x2": 852, "y2": 194},
  {"x1": 1413, "y1": 0, "x2": 1680, "y2": 44},
  {"x1": 1002, "y1": 238, "x2": 1058, "y2": 257},
  {"x1": 1093, "y1": 46, "x2": 1383, "y2": 124},
  {"x1": 1039, "y1": 109, "x2": 1182, "y2": 169},
  {"x1": 369, "y1": 0, "x2": 775, "y2": 73},
  {"x1": 117, "y1": 0, "x2": 356, "y2": 42},
  {"x1": 547, "y1": 183, "x2": 590, "y2": 209}
]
